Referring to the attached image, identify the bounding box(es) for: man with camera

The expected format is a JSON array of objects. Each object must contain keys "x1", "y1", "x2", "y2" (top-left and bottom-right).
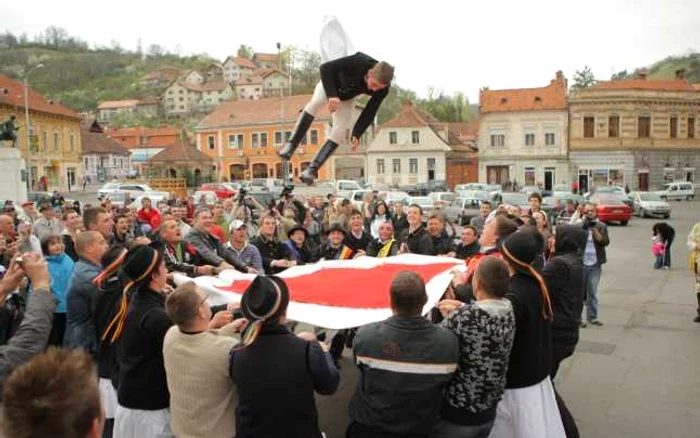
[{"x1": 580, "y1": 203, "x2": 610, "y2": 327}]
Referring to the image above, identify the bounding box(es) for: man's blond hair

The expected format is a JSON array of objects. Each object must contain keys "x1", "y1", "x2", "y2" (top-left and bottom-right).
[{"x1": 372, "y1": 61, "x2": 395, "y2": 85}]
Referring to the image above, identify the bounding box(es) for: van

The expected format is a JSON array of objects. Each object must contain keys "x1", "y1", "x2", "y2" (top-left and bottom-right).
[{"x1": 658, "y1": 181, "x2": 695, "y2": 201}]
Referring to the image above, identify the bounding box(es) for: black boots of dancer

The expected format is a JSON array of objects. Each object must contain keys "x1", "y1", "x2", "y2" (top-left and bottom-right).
[
  {"x1": 278, "y1": 111, "x2": 314, "y2": 160},
  {"x1": 300, "y1": 139, "x2": 339, "y2": 185}
]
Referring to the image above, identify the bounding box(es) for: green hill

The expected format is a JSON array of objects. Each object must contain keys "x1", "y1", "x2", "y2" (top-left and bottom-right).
[
  {"x1": 0, "y1": 45, "x2": 216, "y2": 113},
  {"x1": 611, "y1": 52, "x2": 700, "y2": 83}
]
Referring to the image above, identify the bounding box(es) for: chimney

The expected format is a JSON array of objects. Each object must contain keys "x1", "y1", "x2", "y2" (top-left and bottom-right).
[
  {"x1": 637, "y1": 69, "x2": 648, "y2": 80},
  {"x1": 675, "y1": 69, "x2": 686, "y2": 80},
  {"x1": 552, "y1": 70, "x2": 567, "y2": 89}
]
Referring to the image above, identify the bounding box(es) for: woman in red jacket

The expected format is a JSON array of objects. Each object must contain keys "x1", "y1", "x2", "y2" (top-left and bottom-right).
[{"x1": 137, "y1": 198, "x2": 161, "y2": 234}]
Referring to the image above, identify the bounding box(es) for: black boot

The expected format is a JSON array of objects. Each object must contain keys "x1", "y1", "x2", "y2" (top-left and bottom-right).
[
  {"x1": 278, "y1": 111, "x2": 314, "y2": 159},
  {"x1": 300, "y1": 139, "x2": 339, "y2": 185},
  {"x1": 695, "y1": 293, "x2": 700, "y2": 323}
]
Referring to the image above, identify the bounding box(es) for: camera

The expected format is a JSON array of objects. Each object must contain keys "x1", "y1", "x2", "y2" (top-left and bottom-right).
[{"x1": 236, "y1": 188, "x2": 248, "y2": 203}]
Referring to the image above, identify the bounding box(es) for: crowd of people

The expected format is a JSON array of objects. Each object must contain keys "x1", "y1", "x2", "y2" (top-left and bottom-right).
[{"x1": 0, "y1": 186, "x2": 637, "y2": 438}]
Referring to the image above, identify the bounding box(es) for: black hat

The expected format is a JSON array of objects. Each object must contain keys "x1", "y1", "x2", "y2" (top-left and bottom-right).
[
  {"x1": 501, "y1": 230, "x2": 538, "y2": 268},
  {"x1": 326, "y1": 222, "x2": 346, "y2": 236},
  {"x1": 287, "y1": 224, "x2": 308, "y2": 240},
  {"x1": 122, "y1": 241, "x2": 165, "y2": 288},
  {"x1": 241, "y1": 276, "x2": 290, "y2": 323}
]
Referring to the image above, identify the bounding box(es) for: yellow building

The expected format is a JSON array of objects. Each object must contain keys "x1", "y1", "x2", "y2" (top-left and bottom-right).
[{"x1": 0, "y1": 72, "x2": 83, "y2": 192}]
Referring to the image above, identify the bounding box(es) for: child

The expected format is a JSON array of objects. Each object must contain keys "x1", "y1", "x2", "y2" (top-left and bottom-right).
[
  {"x1": 436, "y1": 257, "x2": 516, "y2": 437},
  {"x1": 652, "y1": 235, "x2": 665, "y2": 269},
  {"x1": 42, "y1": 234, "x2": 75, "y2": 346}
]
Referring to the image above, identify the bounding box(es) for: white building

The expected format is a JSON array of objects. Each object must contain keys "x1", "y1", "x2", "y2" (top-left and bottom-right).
[
  {"x1": 163, "y1": 81, "x2": 233, "y2": 117},
  {"x1": 81, "y1": 121, "x2": 131, "y2": 182},
  {"x1": 97, "y1": 100, "x2": 139, "y2": 123},
  {"x1": 366, "y1": 101, "x2": 452, "y2": 188},
  {"x1": 223, "y1": 56, "x2": 257, "y2": 83},
  {"x1": 478, "y1": 72, "x2": 570, "y2": 190}
]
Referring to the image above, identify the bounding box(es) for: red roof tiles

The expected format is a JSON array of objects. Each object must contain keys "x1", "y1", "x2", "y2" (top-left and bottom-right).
[{"x1": 0, "y1": 73, "x2": 80, "y2": 119}]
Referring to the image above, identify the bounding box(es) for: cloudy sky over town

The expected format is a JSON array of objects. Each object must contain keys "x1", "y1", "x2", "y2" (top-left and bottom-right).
[{"x1": 4, "y1": 0, "x2": 700, "y2": 101}]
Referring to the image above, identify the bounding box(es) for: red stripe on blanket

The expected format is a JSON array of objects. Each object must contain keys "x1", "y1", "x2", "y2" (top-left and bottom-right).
[{"x1": 218, "y1": 262, "x2": 457, "y2": 308}]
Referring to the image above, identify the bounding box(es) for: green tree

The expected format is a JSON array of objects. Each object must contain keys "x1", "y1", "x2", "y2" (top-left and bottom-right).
[
  {"x1": 237, "y1": 44, "x2": 253, "y2": 59},
  {"x1": 611, "y1": 70, "x2": 630, "y2": 80},
  {"x1": 572, "y1": 65, "x2": 597, "y2": 89}
]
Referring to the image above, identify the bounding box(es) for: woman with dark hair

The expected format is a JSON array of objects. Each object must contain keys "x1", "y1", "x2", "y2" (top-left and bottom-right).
[
  {"x1": 230, "y1": 276, "x2": 340, "y2": 438},
  {"x1": 397, "y1": 204, "x2": 435, "y2": 255},
  {"x1": 111, "y1": 242, "x2": 175, "y2": 438},
  {"x1": 368, "y1": 200, "x2": 392, "y2": 239},
  {"x1": 489, "y1": 230, "x2": 565, "y2": 438},
  {"x1": 41, "y1": 235, "x2": 74, "y2": 346}
]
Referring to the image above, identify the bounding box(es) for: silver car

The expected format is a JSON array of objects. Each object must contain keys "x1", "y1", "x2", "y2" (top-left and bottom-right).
[
  {"x1": 443, "y1": 197, "x2": 483, "y2": 225},
  {"x1": 631, "y1": 192, "x2": 671, "y2": 218}
]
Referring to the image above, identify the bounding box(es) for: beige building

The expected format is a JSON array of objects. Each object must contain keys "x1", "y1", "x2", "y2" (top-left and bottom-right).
[
  {"x1": 223, "y1": 56, "x2": 256, "y2": 83},
  {"x1": 0, "y1": 73, "x2": 82, "y2": 192},
  {"x1": 260, "y1": 69, "x2": 290, "y2": 98},
  {"x1": 163, "y1": 81, "x2": 233, "y2": 117},
  {"x1": 478, "y1": 72, "x2": 570, "y2": 190},
  {"x1": 234, "y1": 75, "x2": 263, "y2": 100},
  {"x1": 569, "y1": 70, "x2": 700, "y2": 192},
  {"x1": 97, "y1": 100, "x2": 139, "y2": 123}
]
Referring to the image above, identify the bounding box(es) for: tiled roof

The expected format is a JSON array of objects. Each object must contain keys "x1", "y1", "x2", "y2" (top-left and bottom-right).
[
  {"x1": 253, "y1": 53, "x2": 279, "y2": 63},
  {"x1": 593, "y1": 79, "x2": 695, "y2": 91},
  {"x1": 234, "y1": 75, "x2": 263, "y2": 86},
  {"x1": 107, "y1": 127, "x2": 180, "y2": 138},
  {"x1": 0, "y1": 73, "x2": 81, "y2": 119},
  {"x1": 136, "y1": 97, "x2": 160, "y2": 105},
  {"x1": 197, "y1": 94, "x2": 331, "y2": 128},
  {"x1": 480, "y1": 73, "x2": 568, "y2": 113},
  {"x1": 448, "y1": 122, "x2": 480, "y2": 141},
  {"x1": 97, "y1": 100, "x2": 140, "y2": 110},
  {"x1": 180, "y1": 81, "x2": 229, "y2": 92},
  {"x1": 149, "y1": 138, "x2": 213, "y2": 162},
  {"x1": 694, "y1": 84, "x2": 700, "y2": 91},
  {"x1": 225, "y1": 56, "x2": 257, "y2": 70},
  {"x1": 381, "y1": 100, "x2": 438, "y2": 128},
  {"x1": 257, "y1": 68, "x2": 289, "y2": 79},
  {"x1": 81, "y1": 122, "x2": 131, "y2": 156}
]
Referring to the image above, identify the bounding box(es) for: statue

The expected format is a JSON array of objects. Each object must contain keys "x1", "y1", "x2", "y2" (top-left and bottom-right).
[{"x1": 0, "y1": 115, "x2": 20, "y2": 147}]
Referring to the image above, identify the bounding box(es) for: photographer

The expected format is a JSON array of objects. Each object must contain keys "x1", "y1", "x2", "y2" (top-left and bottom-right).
[
  {"x1": 0, "y1": 253, "x2": 57, "y2": 388},
  {"x1": 580, "y1": 203, "x2": 610, "y2": 327}
]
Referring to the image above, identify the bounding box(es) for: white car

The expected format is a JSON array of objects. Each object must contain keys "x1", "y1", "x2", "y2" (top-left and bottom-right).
[
  {"x1": 657, "y1": 181, "x2": 695, "y2": 201},
  {"x1": 630, "y1": 192, "x2": 671, "y2": 218},
  {"x1": 193, "y1": 191, "x2": 219, "y2": 206},
  {"x1": 407, "y1": 196, "x2": 435, "y2": 217},
  {"x1": 382, "y1": 191, "x2": 410, "y2": 206},
  {"x1": 99, "y1": 182, "x2": 170, "y2": 202},
  {"x1": 429, "y1": 192, "x2": 456, "y2": 209}
]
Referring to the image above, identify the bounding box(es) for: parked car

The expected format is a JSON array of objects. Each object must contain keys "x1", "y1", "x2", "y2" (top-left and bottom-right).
[
  {"x1": 520, "y1": 185, "x2": 541, "y2": 195},
  {"x1": 499, "y1": 192, "x2": 530, "y2": 210},
  {"x1": 657, "y1": 181, "x2": 694, "y2": 201},
  {"x1": 192, "y1": 191, "x2": 219, "y2": 206},
  {"x1": 98, "y1": 182, "x2": 170, "y2": 202},
  {"x1": 199, "y1": 183, "x2": 238, "y2": 200},
  {"x1": 630, "y1": 191, "x2": 671, "y2": 218},
  {"x1": 589, "y1": 194, "x2": 632, "y2": 225},
  {"x1": 27, "y1": 191, "x2": 53, "y2": 204},
  {"x1": 414, "y1": 180, "x2": 447, "y2": 195},
  {"x1": 443, "y1": 197, "x2": 484, "y2": 225},
  {"x1": 382, "y1": 190, "x2": 410, "y2": 206},
  {"x1": 103, "y1": 191, "x2": 131, "y2": 209},
  {"x1": 541, "y1": 193, "x2": 586, "y2": 217},
  {"x1": 429, "y1": 192, "x2": 456, "y2": 209},
  {"x1": 407, "y1": 196, "x2": 435, "y2": 218},
  {"x1": 586, "y1": 186, "x2": 632, "y2": 207}
]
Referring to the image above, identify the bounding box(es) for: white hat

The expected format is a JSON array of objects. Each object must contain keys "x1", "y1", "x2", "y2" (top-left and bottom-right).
[{"x1": 229, "y1": 219, "x2": 247, "y2": 232}]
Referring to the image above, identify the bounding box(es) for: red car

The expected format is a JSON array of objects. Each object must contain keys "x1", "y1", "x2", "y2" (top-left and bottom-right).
[
  {"x1": 199, "y1": 183, "x2": 238, "y2": 200},
  {"x1": 590, "y1": 194, "x2": 632, "y2": 225}
]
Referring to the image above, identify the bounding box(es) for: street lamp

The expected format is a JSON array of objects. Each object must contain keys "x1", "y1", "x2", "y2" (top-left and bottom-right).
[{"x1": 24, "y1": 63, "x2": 44, "y2": 192}]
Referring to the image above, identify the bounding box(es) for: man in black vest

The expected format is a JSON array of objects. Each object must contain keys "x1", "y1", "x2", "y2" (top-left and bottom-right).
[{"x1": 278, "y1": 53, "x2": 394, "y2": 185}]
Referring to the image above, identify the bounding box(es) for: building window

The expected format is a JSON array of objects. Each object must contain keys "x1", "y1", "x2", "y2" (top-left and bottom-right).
[
  {"x1": 228, "y1": 134, "x2": 240, "y2": 149},
  {"x1": 42, "y1": 131, "x2": 48, "y2": 152},
  {"x1": 310, "y1": 129, "x2": 319, "y2": 145},
  {"x1": 392, "y1": 158, "x2": 401, "y2": 174},
  {"x1": 70, "y1": 134, "x2": 75, "y2": 152},
  {"x1": 608, "y1": 116, "x2": 620, "y2": 138},
  {"x1": 638, "y1": 116, "x2": 651, "y2": 138},
  {"x1": 207, "y1": 135, "x2": 215, "y2": 150},
  {"x1": 237, "y1": 134, "x2": 244, "y2": 148},
  {"x1": 525, "y1": 133, "x2": 535, "y2": 146},
  {"x1": 84, "y1": 157, "x2": 88, "y2": 168},
  {"x1": 377, "y1": 159, "x2": 385, "y2": 175},
  {"x1": 274, "y1": 131, "x2": 283, "y2": 145},
  {"x1": 284, "y1": 131, "x2": 292, "y2": 142},
  {"x1": 670, "y1": 116, "x2": 678, "y2": 138},
  {"x1": 545, "y1": 133, "x2": 555, "y2": 146},
  {"x1": 583, "y1": 117, "x2": 595, "y2": 138},
  {"x1": 411, "y1": 131, "x2": 420, "y2": 144},
  {"x1": 489, "y1": 134, "x2": 505, "y2": 147},
  {"x1": 252, "y1": 133, "x2": 260, "y2": 148},
  {"x1": 689, "y1": 118, "x2": 695, "y2": 139},
  {"x1": 389, "y1": 132, "x2": 397, "y2": 144},
  {"x1": 524, "y1": 167, "x2": 536, "y2": 186},
  {"x1": 53, "y1": 132, "x2": 59, "y2": 151},
  {"x1": 409, "y1": 158, "x2": 418, "y2": 174},
  {"x1": 260, "y1": 133, "x2": 268, "y2": 147}
]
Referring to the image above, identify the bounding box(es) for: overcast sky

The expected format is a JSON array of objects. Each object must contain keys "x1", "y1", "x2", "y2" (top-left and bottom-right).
[{"x1": 4, "y1": 0, "x2": 700, "y2": 102}]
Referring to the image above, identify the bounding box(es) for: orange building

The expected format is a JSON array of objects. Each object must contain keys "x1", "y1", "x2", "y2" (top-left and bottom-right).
[
  {"x1": 106, "y1": 126, "x2": 180, "y2": 149},
  {"x1": 196, "y1": 95, "x2": 363, "y2": 182}
]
